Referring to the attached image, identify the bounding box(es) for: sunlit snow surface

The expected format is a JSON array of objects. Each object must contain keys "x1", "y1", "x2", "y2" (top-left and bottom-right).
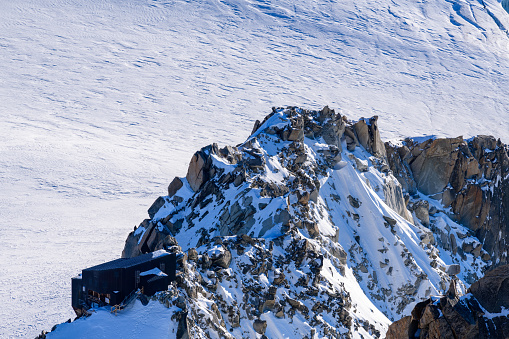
[{"x1": 0, "y1": 0, "x2": 508, "y2": 337}]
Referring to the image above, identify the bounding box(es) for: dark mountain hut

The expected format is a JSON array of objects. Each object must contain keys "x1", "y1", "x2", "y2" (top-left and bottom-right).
[{"x1": 72, "y1": 250, "x2": 176, "y2": 315}]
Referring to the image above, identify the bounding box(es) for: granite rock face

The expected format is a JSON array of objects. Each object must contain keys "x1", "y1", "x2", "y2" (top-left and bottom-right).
[
  {"x1": 386, "y1": 265, "x2": 509, "y2": 339},
  {"x1": 468, "y1": 264, "x2": 509, "y2": 313},
  {"x1": 386, "y1": 136, "x2": 509, "y2": 266}
]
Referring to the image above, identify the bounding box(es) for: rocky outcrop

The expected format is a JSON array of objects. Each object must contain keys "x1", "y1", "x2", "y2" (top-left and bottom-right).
[
  {"x1": 186, "y1": 143, "x2": 242, "y2": 192},
  {"x1": 383, "y1": 177, "x2": 413, "y2": 223},
  {"x1": 168, "y1": 177, "x2": 183, "y2": 197},
  {"x1": 386, "y1": 136, "x2": 509, "y2": 266},
  {"x1": 121, "y1": 219, "x2": 176, "y2": 258},
  {"x1": 408, "y1": 137, "x2": 465, "y2": 196},
  {"x1": 114, "y1": 106, "x2": 505, "y2": 338},
  {"x1": 468, "y1": 264, "x2": 509, "y2": 313},
  {"x1": 186, "y1": 144, "x2": 218, "y2": 192},
  {"x1": 352, "y1": 116, "x2": 387, "y2": 160},
  {"x1": 386, "y1": 265, "x2": 509, "y2": 339}
]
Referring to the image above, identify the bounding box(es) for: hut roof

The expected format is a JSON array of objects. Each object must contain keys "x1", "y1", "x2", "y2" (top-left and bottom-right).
[{"x1": 83, "y1": 250, "x2": 170, "y2": 271}]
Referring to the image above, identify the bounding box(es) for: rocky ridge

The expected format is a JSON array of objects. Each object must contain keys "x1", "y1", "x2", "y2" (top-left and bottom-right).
[
  {"x1": 386, "y1": 264, "x2": 509, "y2": 339},
  {"x1": 114, "y1": 106, "x2": 507, "y2": 338},
  {"x1": 386, "y1": 135, "x2": 509, "y2": 268}
]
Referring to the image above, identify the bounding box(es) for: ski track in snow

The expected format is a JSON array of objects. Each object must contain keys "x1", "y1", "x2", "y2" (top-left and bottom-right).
[{"x1": 0, "y1": 0, "x2": 508, "y2": 337}]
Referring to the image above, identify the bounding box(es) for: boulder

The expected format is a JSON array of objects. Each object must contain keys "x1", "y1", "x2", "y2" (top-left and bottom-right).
[
  {"x1": 413, "y1": 200, "x2": 430, "y2": 226},
  {"x1": 446, "y1": 264, "x2": 461, "y2": 276},
  {"x1": 186, "y1": 144, "x2": 218, "y2": 192},
  {"x1": 188, "y1": 248, "x2": 198, "y2": 261},
  {"x1": 383, "y1": 215, "x2": 397, "y2": 226},
  {"x1": 353, "y1": 116, "x2": 387, "y2": 159},
  {"x1": 385, "y1": 142, "x2": 417, "y2": 194},
  {"x1": 253, "y1": 319, "x2": 267, "y2": 335},
  {"x1": 347, "y1": 195, "x2": 361, "y2": 208},
  {"x1": 383, "y1": 178, "x2": 413, "y2": 222},
  {"x1": 419, "y1": 304, "x2": 440, "y2": 328},
  {"x1": 344, "y1": 127, "x2": 359, "y2": 151},
  {"x1": 148, "y1": 196, "x2": 166, "y2": 219},
  {"x1": 449, "y1": 233, "x2": 457, "y2": 255},
  {"x1": 318, "y1": 106, "x2": 345, "y2": 149},
  {"x1": 210, "y1": 248, "x2": 232, "y2": 269},
  {"x1": 349, "y1": 154, "x2": 368, "y2": 172},
  {"x1": 168, "y1": 177, "x2": 183, "y2": 197},
  {"x1": 305, "y1": 221, "x2": 320, "y2": 238},
  {"x1": 385, "y1": 316, "x2": 412, "y2": 339},
  {"x1": 187, "y1": 152, "x2": 208, "y2": 192},
  {"x1": 287, "y1": 128, "x2": 304, "y2": 142}
]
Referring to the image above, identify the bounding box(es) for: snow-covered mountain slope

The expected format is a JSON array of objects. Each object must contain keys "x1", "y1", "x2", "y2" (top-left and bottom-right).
[
  {"x1": 2, "y1": 0, "x2": 509, "y2": 337},
  {"x1": 45, "y1": 107, "x2": 502, "y2": 338},
  {"x1": 45, "y1": 297, "x2": 181, "y2": 339}
]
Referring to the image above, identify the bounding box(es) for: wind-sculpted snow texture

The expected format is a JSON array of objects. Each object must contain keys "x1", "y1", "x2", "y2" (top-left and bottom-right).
[
  {"x1": 104, "y1": 107, "x2": 495, "y2": 338},
  {"x1": 3, "y1": 0, "x2": 509, "y2": 337}
]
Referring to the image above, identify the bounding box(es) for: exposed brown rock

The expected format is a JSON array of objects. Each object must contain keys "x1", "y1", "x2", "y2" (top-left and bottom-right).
[
  {"x1": 168, "y1": 177, "x2": 183, "y2": 197},
  {"x1": 386, "y1": 136, "x2": 509, "y2": 266},
  {"x1": 186, "y1": 144, "x2": 219, "y2": 192},
  {"x1": 383, "y1": 178, "x2": 413, "y2": 223},
  {"x1": 412, "y1": 200, "x2": 430, "y2": 226},
  {"x1": 210, "y1": 247, "x2": 232, "y2": 269},
  {"x1": 353, "y1": 116, "x2": 387, "y2": 159},
  {"x1": 386, "y1": 265, "x2": 509, "y2": 339},
  {"x1": 253, "y1": 319, "x2": 267, "y2": 334},
  {"x1": 468, "y1": 264, "x2": 509, "y2": 313},
  {"x1": 148, "y1": 196, "x2": 166, "y2": 219},
  {"x1": 409, "y1": 137, "x2": 464, "y2": 195},
  {"x1": 386, "y1": 142, "x2": 417, "y2": 194},
  {"x1": 317, "y1": 106, "x2": 345, "y2": 150},
  {"x1": 188, "y1": 248, "x2": 198, "y2": 261},
  {"x1": 385, "y1": 316, "x2": 412, "y2": 339}
]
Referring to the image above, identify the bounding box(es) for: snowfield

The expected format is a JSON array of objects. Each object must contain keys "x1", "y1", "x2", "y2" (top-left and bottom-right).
[{"x1": 0, "y1": 0, "x2": 508, "y2": 337}]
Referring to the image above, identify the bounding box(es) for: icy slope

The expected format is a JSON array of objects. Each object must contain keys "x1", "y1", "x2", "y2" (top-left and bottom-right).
[{"x1": 2, "y1": 0, "x2": 509, "y2": 337}]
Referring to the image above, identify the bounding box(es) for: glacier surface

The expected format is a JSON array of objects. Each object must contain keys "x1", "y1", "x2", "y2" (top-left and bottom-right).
[{"x1": 1, "y1": 0, "x2": 508, "y2": 337}]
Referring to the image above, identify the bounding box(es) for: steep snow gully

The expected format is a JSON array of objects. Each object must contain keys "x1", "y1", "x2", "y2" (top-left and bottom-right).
[
  {"x1": 46, "y1": 107, "x2": 507, "y2": 338},
  {"x1": 1, "y1": 0, "x2": 509, "y2": 337}
]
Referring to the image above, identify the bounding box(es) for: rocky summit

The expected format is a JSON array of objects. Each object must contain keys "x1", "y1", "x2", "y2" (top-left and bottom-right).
[{"x1": 47, "y1": 106, "x2": 508, "y2": 338}]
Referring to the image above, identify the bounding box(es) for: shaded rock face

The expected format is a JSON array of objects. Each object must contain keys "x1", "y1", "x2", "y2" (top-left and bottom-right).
[
  {"x1": 121, "y1": 218, "x2": 178, "y2": 258},
  {"x1": 353, "y1": 116, "x2": 387, "y2": 160},
  {"x1": 386, "y1": 135, "x2": 509, "y2": 266},
  {"x1": 168, "y1": 177, "x2": 183, "y2": 197},
  {"x1": 383, "y1": 178, "x2": 413, "y2": 223},
  {"x1": 386, "y1": 265, "x2": 509, "y2": 339},
  {"x1": 468, "y1": 264, "x2": 509, "y2": 313}
]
